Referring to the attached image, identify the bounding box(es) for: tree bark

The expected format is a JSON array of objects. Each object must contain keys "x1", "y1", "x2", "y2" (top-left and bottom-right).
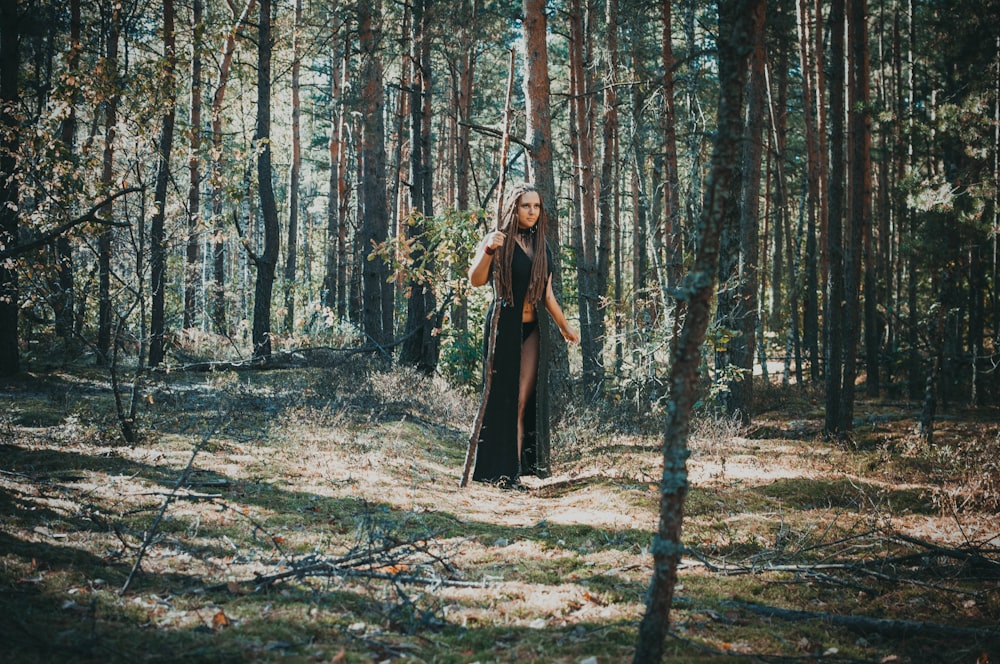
[
  {"x1": 251, "y1": 0, "x2": 280, "y2": 360},
  {"x1": 661, "y1": 0, "x2": 682, "y2": 291},
  {"x1": 797, "y1": 0, "x2": 822, "y2": 381},
  {"x1": 283, "y1": 0, "x2": 302, "y2": 334},
  {"x1": 53, "y1": 0, "x2": 80, "y2": 341},
  {"x1": 323, "y1": 2, "x2": 344, "y2": 314},
  {"x1": 523, "y1": 0, "x2": 560, "y2": 475},
  {"x1": 841, "y1": 0, "x2": 871, "y2": 429},
  {"x1": 149, "y1": 0, "x2": 178, "y2": 367},
  {"x1": 824, "y1": 0, "x2": 847, "y2": 437},
  {"x1": 401, "y1": 0, "x2": 440, "y2": 373},
  {"x1": 184, "y1": 0, "x2": 203, "y2": 331},
  {"x1": 715, "y1": 0, "x2": 765, "y2": 424},
  {"x1": 359, "y1": 0, "x2": 393, "y2": 349},
  {"x1": 96, "y1": 5, "x2": 122, "y2": 363},
  {"x1": 601, "y1": 0, "x2": 621, "y2": 374},
  {"x1": 568, "y1": 0, "x2": 603, "y2": 392},
  {"x1": 632, "y1": 0, "x2": 760, "y2": 658},
  {"x1": 0, "y1": 0, "x2": 19, "y2": 376},
  {"x1": 209, "y1": 0, "x2": 255, "y2": 336}
]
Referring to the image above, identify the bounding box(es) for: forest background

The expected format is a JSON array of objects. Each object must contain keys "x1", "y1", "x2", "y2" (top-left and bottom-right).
[{"x1": 1, "y1": 0, "x2": 999, "y2": 662}]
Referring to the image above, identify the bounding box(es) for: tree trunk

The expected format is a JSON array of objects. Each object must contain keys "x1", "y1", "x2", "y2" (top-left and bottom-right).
[
  {"x1": 840, "y1": 0, "x2": 870, "y2": 430},
  {"x1": 359, "y1": 0, "x2": 392, "y2": 349},
  {"x1": 824, "y1": 0, "x2": 847, "y2": 437},
  {"x1": 183, "y1": 0, "x2": 203, "y2": 331},
  {"x1": 715, "y1": 0, "x2": 765, "y2": 424},
  {"x1": 97, "y1": 5, "x2": 122, "y2": 363},
  {"x1": 188, "y1": 0, "x2": 203, "y2": 331},
  {"x1": 251, "y1": 0, "x2": 280, "y2": 360},
  {"x1": 210, "y1": 0, "x2": 255, "y2": 336},
  {"x1": 523, "y1": 0, "x2": 560, "y2": 475},
  {"x1": 323, "y1": 2, "x2": 343, "y2": 313},
  {"x1": 401, "y1": 0, "x2": 439, "y2": 373},
  {"x1": 632, "y1": 0, "x2": 761, "y2": 658},
  {"x1": 0, "y1": 0, "x2": 19, "y2": 376},
  {"x1": 149, "y1": 0, "x2": 177, "y2": 367},
  {"x1": 284, "y1": 0, "x2": 302, "y2": 334},
  {"x1": 601, "y1": 0, "x2": 621, "y2": 374},
  {"x1": 796, "y1": 0, "x2": 822, "y2": 382},
  {"x1": 452, "y1": 0, "x2": 477, "y2": 337},
  {"x1": 568, "y1": 0, "x2": 603, "y2": 393},
  {"x1": 53, "y1": 0, "x2": 80, "y2": 341},
  {"x1": 661, "y1": 0, "x2": 682, "y2": 291}
]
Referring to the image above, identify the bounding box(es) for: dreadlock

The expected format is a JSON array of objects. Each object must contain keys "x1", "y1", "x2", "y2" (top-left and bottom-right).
[{"x1": 492, "y1": 182, "x2": 550, "y2": 307}]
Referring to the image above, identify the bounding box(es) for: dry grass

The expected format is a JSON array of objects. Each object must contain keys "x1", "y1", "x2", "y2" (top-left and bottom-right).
[{"x1": 0, "y1": 362, "x2": 998, "y2": 663}]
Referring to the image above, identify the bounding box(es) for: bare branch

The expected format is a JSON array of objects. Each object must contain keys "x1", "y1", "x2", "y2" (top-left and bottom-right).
[{"x1": 0, "y1": 187, "x2": 141, "y2": 260}]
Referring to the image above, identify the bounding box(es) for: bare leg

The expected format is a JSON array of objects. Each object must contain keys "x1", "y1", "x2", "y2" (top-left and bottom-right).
[{"x1": 517, "y1": 326, "x2": 540, "y2": 462}]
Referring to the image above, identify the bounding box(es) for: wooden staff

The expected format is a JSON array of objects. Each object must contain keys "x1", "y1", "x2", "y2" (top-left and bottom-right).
[{"x1": 460, "y1": 48, "x2": 516, "y2": 487}]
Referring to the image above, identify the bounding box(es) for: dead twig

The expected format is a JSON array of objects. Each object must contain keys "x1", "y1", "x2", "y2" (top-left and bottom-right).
[{"x1": 119, "y1": 417, "x2": 229, "y2": 595}]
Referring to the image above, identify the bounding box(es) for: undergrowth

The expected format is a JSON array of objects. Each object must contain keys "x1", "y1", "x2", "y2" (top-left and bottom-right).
[{"x1": 0, "y1": 359, "x2": 997, "y2": 663}]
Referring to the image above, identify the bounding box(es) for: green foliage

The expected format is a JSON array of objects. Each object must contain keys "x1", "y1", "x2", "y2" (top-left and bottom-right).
[{"x1": 371, "y1": 206, "x2": 491, "y2": 384}]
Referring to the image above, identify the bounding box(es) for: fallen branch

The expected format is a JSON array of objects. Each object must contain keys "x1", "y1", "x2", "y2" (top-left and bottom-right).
[
  {"x1": 207, "y1": 561, "x2": 487, "y2": 593},
  {"x1": 888, "y1": 531, "x2": 1000, "y2": 571},
  {"x1": 120, "y1": 417, "x2": 228, "y2": 595}
]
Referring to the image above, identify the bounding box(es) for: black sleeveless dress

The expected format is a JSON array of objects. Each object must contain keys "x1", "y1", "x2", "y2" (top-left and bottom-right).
[{"x1": 472, "y1": 242, "x2": 551, "y2": 483}]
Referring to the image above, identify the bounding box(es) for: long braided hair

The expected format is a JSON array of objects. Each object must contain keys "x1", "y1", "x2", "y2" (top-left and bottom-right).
[{"x1": 493, "y1": 182, "x2": 550, "y2": 307}]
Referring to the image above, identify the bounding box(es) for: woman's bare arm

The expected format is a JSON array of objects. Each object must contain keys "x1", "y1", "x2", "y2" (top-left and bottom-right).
[
  {"x1": 544, "y1": 276, "x2": 580, "y2": 343},
  {"x1": 468, "y1": 231, "x2": 506, "y2": 287}
]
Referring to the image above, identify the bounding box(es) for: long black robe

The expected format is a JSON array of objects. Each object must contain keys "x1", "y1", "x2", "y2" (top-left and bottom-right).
[{"x1": 472, "y1": 242, "x2": 551, "y2": 483}]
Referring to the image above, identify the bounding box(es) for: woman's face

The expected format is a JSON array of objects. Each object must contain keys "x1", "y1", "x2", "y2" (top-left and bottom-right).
[{"x1": 515, "y1": 191, "x2": 542, "y2": 230}]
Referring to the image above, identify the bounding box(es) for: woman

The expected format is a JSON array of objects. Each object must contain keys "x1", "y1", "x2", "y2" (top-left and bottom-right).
[{"x1": 468, "y1": 182, "x2": 579, "y2": 486}]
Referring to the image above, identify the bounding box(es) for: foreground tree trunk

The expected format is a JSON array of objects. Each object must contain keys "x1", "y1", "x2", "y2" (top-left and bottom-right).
[
  {"x1": 251, "y1": 0, "x2": 280, "y2": 359},
  {"x1": 632, "y1": 0, "x2": 760, "y2": 659}
]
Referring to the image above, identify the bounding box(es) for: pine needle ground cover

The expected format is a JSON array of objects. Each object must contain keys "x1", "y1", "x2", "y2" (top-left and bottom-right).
[{"x1": 1, "y1": 362, "x2": 997, "y2": 663}]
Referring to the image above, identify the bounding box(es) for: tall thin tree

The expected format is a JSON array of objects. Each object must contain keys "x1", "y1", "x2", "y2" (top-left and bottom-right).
[
  {"x1": 250, "y1": 0, "x2": 280, "y2": 360},
  {"x1": 523, "y1": 0, "x2": 562, "y2": 474},
  {"x1": 632, "y1": 0, "x2": 762, "y2": 658},
  {"x1": 209, "y1": 0, "x2": 256, "y2": 336},
  {"x1": 0, "y1": 0, "x2": 19, "y2": 376},
  {"x1": 568, "y1": 0, "x2": 604, "y2": 392},
  {"x1": 96, "y1": 4, "x2": 122, "y2": 362},
  {"x1": 283, "y1": 0, "x2": 302, "y2": 334},
  {"x1": 149, "y1": 0, "x2": 178, "y2": 367},
  {"x1": 841, "y1": 0, "x2": 868, "y2": 428},
  {"x1": 54, "y1": 0, "x2": 81, "y2": 340},
  {"x1": 358, "y1": 0, "x2": 393, "y2": 348},
  {"x1": 401, "y1": 0, "x2": 440, "y2": 373},
  {"x1": 824, "y1": 0, "x2": 847, "y2": 436}
]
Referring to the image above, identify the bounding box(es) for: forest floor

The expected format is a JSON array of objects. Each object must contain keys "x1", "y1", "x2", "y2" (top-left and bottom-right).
[{"x1": 1, "y1": 354, "x2": 999, "y2": 663}]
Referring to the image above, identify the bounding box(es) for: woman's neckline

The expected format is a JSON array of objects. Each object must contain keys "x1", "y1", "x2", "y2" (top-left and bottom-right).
[{"x1": 514, "y1": 237, "x2": 534, "y2": 260}]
